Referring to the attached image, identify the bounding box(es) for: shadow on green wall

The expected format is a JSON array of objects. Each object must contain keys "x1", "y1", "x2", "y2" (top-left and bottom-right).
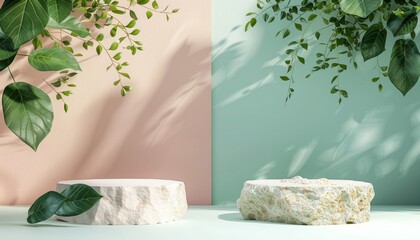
[{"x1": 212, "y1": 14, "x2": 420, "y2": 205}]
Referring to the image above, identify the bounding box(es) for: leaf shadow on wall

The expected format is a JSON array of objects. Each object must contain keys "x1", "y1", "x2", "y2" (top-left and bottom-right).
[
  {"x1": 212, "y1": 20, "x2": 420, "y2": 205},
  {"x1": 0, "y1": 39, "x2": 211, "y2": 205},
  {"x1": 70, "y1": 40, "x2": 211, "y2": 179},
  {"x1": 67, "y1": 40, "x2": 211, "y2": 204}
]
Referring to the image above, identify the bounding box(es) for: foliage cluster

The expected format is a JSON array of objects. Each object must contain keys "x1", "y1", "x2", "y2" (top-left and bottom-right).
[
  {"x1": 246, "y1": 0, "x2": 420, "y2": 103},
  {"x1": 0, "y1": 0, "x2": 177, "y2": 150}
]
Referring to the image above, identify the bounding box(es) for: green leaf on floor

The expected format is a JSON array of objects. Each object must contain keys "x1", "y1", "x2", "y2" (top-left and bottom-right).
[
  {"x1": 55, "y1": 184, "x2": 103, "y2": 217},
  {"x1": 27, "y1": 191, "x2": 66, "y2": 224}
]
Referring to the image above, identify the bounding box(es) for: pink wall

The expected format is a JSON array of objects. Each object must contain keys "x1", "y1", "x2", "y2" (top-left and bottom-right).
[{"x1": 0, "y1": 0, "x2": 212, "y2": 205}]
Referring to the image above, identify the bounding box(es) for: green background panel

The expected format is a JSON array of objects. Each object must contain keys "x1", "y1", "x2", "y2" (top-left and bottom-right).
[{"x1": 212, "y1": 0, "x2": 420, "y2": 205}]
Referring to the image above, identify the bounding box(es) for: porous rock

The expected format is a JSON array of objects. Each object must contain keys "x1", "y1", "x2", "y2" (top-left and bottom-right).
[
  {"x1": 56, "y1": 179, "x2": 188, "y2": 225},
  {"x1": 237, "y1": 176, "x2": 374, "y2": 225}
]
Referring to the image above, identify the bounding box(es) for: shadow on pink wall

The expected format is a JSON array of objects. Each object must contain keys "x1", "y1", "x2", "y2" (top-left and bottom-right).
[{"x1": 0, "y1": 0, "x2": 211, "y2": 205}]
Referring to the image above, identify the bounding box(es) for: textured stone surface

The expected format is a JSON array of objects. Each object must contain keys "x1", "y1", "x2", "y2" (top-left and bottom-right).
[
  {"x1": 56, "y1": 179, "x2": 188, "y2": 225},
  {"x1": 237, "y1": 176, "x2": 375, "y2": 225}
]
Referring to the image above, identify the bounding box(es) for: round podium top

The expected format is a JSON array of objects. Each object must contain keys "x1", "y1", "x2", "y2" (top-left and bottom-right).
[
  {"x1": 57, "y1": 179, "x2": 183, "y2": 187},
  {"x1": 245, "y1": 176, "x2": 372, "y2": 188}
]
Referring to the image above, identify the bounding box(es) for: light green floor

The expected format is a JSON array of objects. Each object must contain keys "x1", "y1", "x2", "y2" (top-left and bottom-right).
[{"x1": 0, "y1": 206, "x2": 419, "y2": 240}]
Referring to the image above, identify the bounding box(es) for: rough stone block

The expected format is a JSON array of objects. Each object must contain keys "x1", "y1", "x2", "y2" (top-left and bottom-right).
[
  {"x1": 237, "y1": 176, "x2": 374, "y2": 225},
  {"x1": 56, "y1": 179, "x2": 188, "y2": 225}
]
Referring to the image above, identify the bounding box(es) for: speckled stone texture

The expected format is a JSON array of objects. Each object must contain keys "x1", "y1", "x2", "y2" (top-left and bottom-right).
[
  {"x1": 237, "y1": 176, "x2": 375, "y2": 225},
  {"x1": 56, "y1": 179, "x2": 188, "y2": 225}
]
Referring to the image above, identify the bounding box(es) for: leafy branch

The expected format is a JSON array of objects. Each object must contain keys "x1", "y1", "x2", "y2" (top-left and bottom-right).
[
  {"x1": 246, "y1": 0, "x2": 420, "y2": 103},
  {"x1": 0, "y1": 0, "x2": 178, "y2": 150}
]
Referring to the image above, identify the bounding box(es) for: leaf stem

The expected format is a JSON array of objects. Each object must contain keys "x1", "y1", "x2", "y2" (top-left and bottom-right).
[
  {"x1": 43, "y1": 78, "x2": 67, "y2": 106},
  {"x1": 61, "y1": 30, "x2": 124, "y2": 88},
  {"x1": 7, "y1": 67, "x2": 17, "y2": 83}
]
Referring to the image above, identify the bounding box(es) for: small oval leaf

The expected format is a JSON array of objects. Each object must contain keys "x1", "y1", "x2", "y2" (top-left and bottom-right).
[{"x1": 55, "y1": 184, "x2": 103, "y2": 217}]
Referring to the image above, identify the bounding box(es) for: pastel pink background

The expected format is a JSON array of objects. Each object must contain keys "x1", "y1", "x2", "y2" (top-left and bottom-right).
[{"x1": 0, "y1": 0, "x2": 211, "y2": 205}]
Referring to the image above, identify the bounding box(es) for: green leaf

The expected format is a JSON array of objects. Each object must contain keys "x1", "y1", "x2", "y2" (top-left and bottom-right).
[
  {"x1": 2, "y1": 82, "x2": 54, "y2": 151},
  {"x1": 339, "y1": 0, "x2": 383, "y2": 18},
  {"x1": 280, "y1": 76, "x2": 290, "y2": 81},
  {"x1": 372, "y1": 77, "x2": 380, "y2": 82},
  {"x1": 0, "y1": 0, "x2": 49, "y2": 48},
  {"x1": 123, "y1": 86, "x2": 132, "y2": 92},
  {"x1": 250, "y1": 18, "x2": 257, "y2": 27},
  {"x1": 55, "y1": 184, "x2": 103, "y2": 217},
  {"x1": 47, "y1": 16, "x2": 90, "y2": 38},
  {"x1": 340, "y1": 90, "x2": 349, "y2": 98},
  {"x1": 137, "y1": 0, "x2": 149, "y2": 5},
  {"x1": 96, "y1": 45, "x2": 103, "y2": 55},
  {"x1": 109, "y1": 42, "x2": 119, "y2": 50},
  {"x1": 308, "y1": 14, "x2": 317, "y2": 21},
  {"x1": 129, "y1": 10, "x2": 138, "y2": 20},
  {"x1": 297, "y1": 56, "x2": 305, "y2": 64},
  {"x1": 388, "y1": 39, "x2": 420, "y2": 96},
  {"x1": 29, "y1": 48, "x2": 81, "y2": 71},
  {"x1": 48, "y1": 0, "x2": 72, "y2": 23},
  {"x1": 27, "y1": 191, "x2": 66, "y2": 224},
  {"x1": 146, "y1": 10, "x2": 153, "y2": 19},
  {"x1": 0, "y1": 31, "x2": 17, "y2": 71},
  {"x1": 152, "y1": 0, "x2": 159, "y2": 9},
  {"x1": 0, "y1": 54, "x2": 16, "y2": 72},
  {"x1": 378, "y1": 84, "x2": 383, "y2": 92},
  {"x1": 130, "y1": 29, "x2": 140, "y2": 35},
  {"x1": 361, "y1": 23, "x2": 387, "y2": 61},
  {"x1": 96, "y1": 33, "x2": 104, "y2": 41},
  {"x1": 126, "y1": 20, "x2": 136, "y2": 28},
  {"x1": 387, "y1": 11, "x2": 418, "y2": 37},
  {"x1": 283, "y1": 29, "x2": 290, "y2": 38}
]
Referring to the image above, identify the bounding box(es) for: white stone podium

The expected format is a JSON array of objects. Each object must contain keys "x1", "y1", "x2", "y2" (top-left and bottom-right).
[
  {"x1": 237, "y1": 176, "x2": 375, "y2": 225},
  {"x1": 56, "y1": 179, "x2": 188, "y2": 225}
]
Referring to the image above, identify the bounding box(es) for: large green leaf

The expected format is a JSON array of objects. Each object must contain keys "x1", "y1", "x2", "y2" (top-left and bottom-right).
[
  {"x1": 47, "y1": 16, "x2": 90, "y2": 38},
  {"x1": 339, "y1": 0, "x2": 383, "y2": 18},
  {"x1": 0, "y1": 31, "x2": 17, "y2": 71},
  {"x1": 388, "y1": 39, "x2": 420, "y2": 96},
  {"x1": 0, "y1": 0, "x2": 49, "y2": 48},
  {"x1": 2, "y1": 82, "x2": 54, "y2": 151},
  {"x1": 27, "y1": 191, "x2": 66, "y2": 224},
  {"x1": 55, "y1": 184, "x2": 103, "y2": 217},
  {"x1": 387, "y1": 11, "x2": 418, "y2": 36},
  {"x1": 361, "y1": 23, "x2": 387, "y2": 61},
  {"x1": 29, "y1": 48, "x2": 81, "y2": 71},
  {"x1": 48, "y1": 0, "x2": 72, "y2": 23}
]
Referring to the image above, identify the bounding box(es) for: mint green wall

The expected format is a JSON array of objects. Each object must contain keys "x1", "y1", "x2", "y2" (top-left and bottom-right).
[{"x1": 213, "y1": 0, "x2": 420, "y2": 205}]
